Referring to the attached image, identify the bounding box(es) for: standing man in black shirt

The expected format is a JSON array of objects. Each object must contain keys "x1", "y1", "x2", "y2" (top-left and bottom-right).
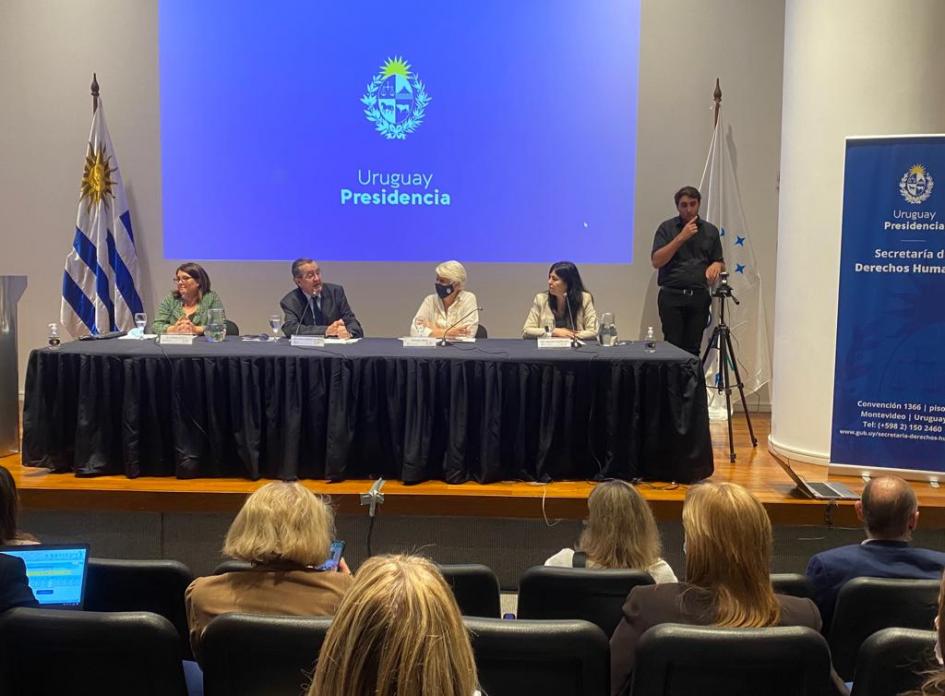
[{"x1": 651, "y1": 186, "x2": 724, "y2": 356}]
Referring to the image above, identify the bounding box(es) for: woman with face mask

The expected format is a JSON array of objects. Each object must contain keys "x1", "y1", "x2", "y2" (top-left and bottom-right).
[{"x1": 409, "y1": 261, "x2": 479, "y2": 339}]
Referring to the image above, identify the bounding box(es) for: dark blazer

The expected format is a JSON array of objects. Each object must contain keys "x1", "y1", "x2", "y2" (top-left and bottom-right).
[
  {"x1": 806, "y1": 539, "x2": 945, "y2": 628},
  {"x1": 279, "y1": 284, "x2": 363, "y2": 338},
  {"x1": 0, "y1": 553, "x2": 39, "y2": 612},
  {"x1": 610, "y1": 582, "x2": 829, "y2": 696}
]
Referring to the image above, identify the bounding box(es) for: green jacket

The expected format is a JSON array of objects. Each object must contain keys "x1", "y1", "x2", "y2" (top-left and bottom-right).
[{"x1": 152, "y1": 291, "x2": 226, "y2": 334}]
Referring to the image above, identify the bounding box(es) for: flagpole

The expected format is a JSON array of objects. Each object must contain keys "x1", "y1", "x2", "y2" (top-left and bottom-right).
[{"x1": 91, "y1": 73, "x2": 99, "y2": 114}]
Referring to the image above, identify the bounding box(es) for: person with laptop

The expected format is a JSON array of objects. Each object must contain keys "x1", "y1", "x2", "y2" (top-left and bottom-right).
[
  {"x1": 0, "y1": 553, "x2": 38, "y2": 612},
  {"x1": 806, "y1": 475, "x2": 945, "y2": 628}
]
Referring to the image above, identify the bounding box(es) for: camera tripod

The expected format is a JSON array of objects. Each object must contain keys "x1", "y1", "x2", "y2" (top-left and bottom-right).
[{"x1": 701, "y1": 277, "x2": 758, "y2": 462}]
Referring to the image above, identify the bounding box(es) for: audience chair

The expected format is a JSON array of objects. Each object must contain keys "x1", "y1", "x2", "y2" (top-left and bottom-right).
[
  {"x1": 465, "y1": 617, "x2": 609, "y2": 696},
  {"x1": 517, "y1": 566, "x2": 654, "y2": 635},
  {"x1": 771, "y1": 572, "x2": 816, "y2": 599},
  {"x1": 213, "y1": 559, "x2": 253, "y2": 574},
  {"x1": 629, "y1": 623, "x2": 834, "y2": 696},
  {"x1": 436, "y1": 563, "x2": 501, "y2": 617},
  {"x1": 828, "y1": 576, "x2": 939, "y2": 681},
  {"x1": 850, "y1": 627, "x2": 936, "y2": 696},
  {"x1": 85, "y1": 557, "x2": 194, "y2": 660},
  {"x1": 224, "y1": 320, "x2": 240, "y2": 336},
  {"x1": 201, "y1": 613, "x2": 331, "y2": 696},
  {"x1": 0, "y1": 607, "x2": 187, "y2": 696},
  {"x1": 475, "y1": 323, "x2": 488, "y2": 338}
]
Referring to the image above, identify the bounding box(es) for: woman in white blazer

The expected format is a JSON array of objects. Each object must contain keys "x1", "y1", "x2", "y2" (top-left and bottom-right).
[{"x1": 522, "y1": 261, "x2": 598, "y2": 340}]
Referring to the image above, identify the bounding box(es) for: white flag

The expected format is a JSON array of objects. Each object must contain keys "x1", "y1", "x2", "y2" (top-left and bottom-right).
[
  {"x1": 61, "y1": 97, "x2": 143, "y2": 337},
  {"x1": 698, "y1": 108, "x2": 771, "y2": 418}
]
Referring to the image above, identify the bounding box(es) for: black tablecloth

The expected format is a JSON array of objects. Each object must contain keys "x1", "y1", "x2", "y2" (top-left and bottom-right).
[{"x1": 22, "y1": 337, "x2": 713, "y2": 483}]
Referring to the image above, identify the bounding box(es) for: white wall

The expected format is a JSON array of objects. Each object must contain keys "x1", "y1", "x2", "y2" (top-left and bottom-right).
[{"x1": 0, "y1": 0, "x2": 784, "y2": 393}]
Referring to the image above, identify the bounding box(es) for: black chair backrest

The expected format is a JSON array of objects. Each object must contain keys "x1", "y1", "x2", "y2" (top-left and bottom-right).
[
  {"x1": 829, "y1": 577, "x2": 939, "y2": 680},
  {"x1": 850, "y1": 627, "x2": 937, "y2": 696},
  {"x1": 213, "y1": 559, "x2": 254, "y2": 574},
  {"x1": 0, "y1": 607, "x2": 187, "y2": 696},
  {"x1": 84, "y1": 557, "x2": 195, "y2": 660},
  {"x1": 629, "y1": 623, "x2": 833, "y2": 696},
  {"x1": 771, "y1": 573, "x2": 815, "y2": 599},
  {"x1": 437, "y1": 563, "x2": 501, "y2": 617},
  {"x1": 475, "y1": 323, "x2": 488, "y2": 338},
  {"x1": 465, "y1": 617, "x2": 609, "y2": 696},
  {"x1": 201, "y1": 613, "x2": 331, "y2": 696},
  {"x1": 225, "y1": 320, "x2": 240, "y2": 336},
  {"x1": 517, "y1": 566, "x2": 654, "y2": 635}
]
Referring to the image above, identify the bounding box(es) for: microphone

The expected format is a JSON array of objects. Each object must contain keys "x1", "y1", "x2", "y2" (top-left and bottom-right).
[
  {"x1": 297, "y1": 290, "x2": 323, "y2": 335},
  {"x1": 438, "y1": 306, "x2": 483, "y2": 346},
  {"x1": 565, "y1": 296, "x2": 584, "y2": 348}
]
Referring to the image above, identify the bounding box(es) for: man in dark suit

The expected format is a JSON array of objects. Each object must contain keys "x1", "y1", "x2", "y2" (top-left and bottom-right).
[
  {"x1": 280, "y1": 258, "x2": 364, "y2": 338},
  {"x1": 0, "y1": 553, "x2": 38, "y2": 612},
  {"x1": 806, "y1": 475, "x2": 945, "y2": 628}
]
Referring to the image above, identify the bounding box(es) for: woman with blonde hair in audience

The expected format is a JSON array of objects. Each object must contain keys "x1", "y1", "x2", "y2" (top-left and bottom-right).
[
  {"x1": 610, "y1": 482, "x2": 844, "y2": 696},
  {"x1": 309, "y1": 554, "x2": 479, "y2": 696},
  {"x1": 0, "y1": 465, "x2": 38, "y2": 545},
  {"x1": 544, "y1": 479, "x2": 676, "y2": 582},
  {"x1": 185, "y1": 481, "x2": 352, "y2": 660},
  {"x1": 903, "y1": 570, "x2": 945, "y2": 695}
]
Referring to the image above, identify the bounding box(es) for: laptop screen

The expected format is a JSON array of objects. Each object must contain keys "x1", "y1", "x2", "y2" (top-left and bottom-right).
[{"x1": 0, "y1": 544, "x2": 90, "y2": 608}]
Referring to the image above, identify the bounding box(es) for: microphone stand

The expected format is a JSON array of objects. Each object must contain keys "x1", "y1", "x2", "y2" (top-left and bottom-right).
[
  {"x1": 565, "y1": 296, "x2": 584, "y2": 349},
  {"x1": 437, "y1": 306, "x2": 483, "y2": 347}
]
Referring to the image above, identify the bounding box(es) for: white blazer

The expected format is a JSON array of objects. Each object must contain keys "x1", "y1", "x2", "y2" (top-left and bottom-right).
[{"x1": 522, "y1": 291, "x2": 598, "y2": 340}]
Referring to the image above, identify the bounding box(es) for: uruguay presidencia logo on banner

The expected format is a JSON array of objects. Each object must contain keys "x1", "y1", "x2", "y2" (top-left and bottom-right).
[
  {"x1": 899, "y1": 164, "x2": 934, "y2": 204},
  {"x1": 361, "y1": 57, "x2": 431, "y2": 140}
]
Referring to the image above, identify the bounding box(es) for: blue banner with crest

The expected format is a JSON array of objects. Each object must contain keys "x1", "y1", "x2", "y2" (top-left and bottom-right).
[{"x1": 831, "y1": 136, "x2": 945, "y2": 474}]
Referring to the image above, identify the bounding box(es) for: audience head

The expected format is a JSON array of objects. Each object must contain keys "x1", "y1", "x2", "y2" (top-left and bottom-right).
[
  {"x1": 223, "y1": 482, "x2": 334, "y2": 567},
  {"x1": 0, "y1": 465, "x2": 21, "y2": 543},
  {"x1": 172, "y1": 262, "x2": 211, "y2": 301},
  {"x1": 309, "y1": 554, "x2": 477, "y2": 696},
  {"x1": 682, "y1": 482, "x2": 780, "y2": 628},
  {"x1": 856, "y1": 475, "x2": 919, "y2": 541},
  {"x1": 578, "y1": 480, "x2": 661, "y2": 570},
  {"x1": 906, "y1": 570, "x2": 945, "y2": 696}
]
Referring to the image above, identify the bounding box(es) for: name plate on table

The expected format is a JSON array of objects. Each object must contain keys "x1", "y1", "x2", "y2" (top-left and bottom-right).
[
  {"x1": 537, "y1": 337, "x2": 573, "y2": 349},
  {"x1": 400, "y1": 337, "x2": 438, "y2": 347},
  {"x1": 158, "y1": 334, "x2": 195, "y2": 345},
  {"x1": 290, "y1": 335, "x2": 326, "y2": 348}
]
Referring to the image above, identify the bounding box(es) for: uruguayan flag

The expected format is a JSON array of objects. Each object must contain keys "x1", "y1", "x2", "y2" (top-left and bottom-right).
[
  {"x1": 699, "y1": 106, "x2": 772, "y2": 418},
  {"x1": 61, "y1": 98, "x2": 143, "y2": 337}
]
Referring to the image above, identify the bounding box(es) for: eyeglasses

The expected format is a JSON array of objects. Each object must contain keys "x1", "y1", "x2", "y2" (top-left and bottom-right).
[{"x1": 173, "y1": 276, "x2": 194, "y2": 284}]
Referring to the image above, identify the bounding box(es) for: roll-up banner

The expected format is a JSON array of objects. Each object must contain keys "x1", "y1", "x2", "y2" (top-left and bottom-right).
[{"x1": 831, "y1": 135, "x2": 945, "y2": 479}]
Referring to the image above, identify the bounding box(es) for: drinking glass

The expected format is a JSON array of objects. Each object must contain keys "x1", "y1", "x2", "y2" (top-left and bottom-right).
[
  {"x1": 269, "y1": 314, "x2": 282, "y2": 341},
  {"x1": 134, "y1": 312, "x2": 147, "y2": 338},
  {"x1": 206, "y1": 308, "x2": 226, "y2": 343}
]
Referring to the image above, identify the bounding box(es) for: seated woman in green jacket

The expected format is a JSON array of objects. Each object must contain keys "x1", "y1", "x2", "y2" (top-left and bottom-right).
[{"x1": 152, "y1": 262, "x2": 225, "y2": 335}]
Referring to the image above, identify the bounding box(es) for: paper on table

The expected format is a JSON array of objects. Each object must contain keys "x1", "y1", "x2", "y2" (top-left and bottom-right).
[{"x1": 118, "y1": 333, "x2": 157, "y2": 340}]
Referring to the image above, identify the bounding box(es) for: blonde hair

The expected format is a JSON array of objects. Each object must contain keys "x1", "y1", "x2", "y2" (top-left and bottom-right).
[
  {"x1": 577, "y1": 480, "x2": 661, "y2": 570},
  {"x1": 682, "y1": 482, "x2": 780, "y2": 628},
  {"x1": 309, "y1": 554, "x2": 478, "y2": 696},
  {"x1": 905, "y1": 571, "x2": 945, "y2": 695},
  {"x1": 435, "y1": 260, "x2": 467, "y2": 288},
  {"x1": 222, "y1": 482, "x2": 333, "y2": 566}
]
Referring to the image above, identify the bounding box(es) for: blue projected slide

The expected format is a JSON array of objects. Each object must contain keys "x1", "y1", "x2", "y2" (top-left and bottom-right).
[{"x1": 159, "y1": 1, "x2": 640, "y2": 263}]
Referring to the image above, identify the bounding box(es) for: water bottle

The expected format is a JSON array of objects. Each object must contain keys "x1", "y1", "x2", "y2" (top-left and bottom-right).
[
  {"x1": 47, "y1": 322, "x2": 61, "y2": 350},
  {"x1": 644, "y1": 326, "x2": 656, "y2": 353}
]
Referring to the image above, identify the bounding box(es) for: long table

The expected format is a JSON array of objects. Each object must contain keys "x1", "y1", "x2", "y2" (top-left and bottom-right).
[{"x1": 22, "y1": 337, "x2": 713, "y2": 484}]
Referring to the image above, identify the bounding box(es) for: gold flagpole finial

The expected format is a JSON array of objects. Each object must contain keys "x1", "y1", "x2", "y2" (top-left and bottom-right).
[
  {"x1": 713, "y1": 78, "x2": 722, "y2": 127},
  {"x1": 91, "y1": 73, "x2": 100, "y2": 113}
]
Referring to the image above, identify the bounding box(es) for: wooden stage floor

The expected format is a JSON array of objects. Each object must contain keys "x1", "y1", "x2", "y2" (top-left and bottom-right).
[{"x1": 7, "y1": 413, "x2": 945, "y2": 527}]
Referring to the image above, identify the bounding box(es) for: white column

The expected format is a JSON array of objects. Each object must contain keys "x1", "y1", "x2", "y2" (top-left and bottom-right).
[{"x1": 770, "y1": 0, "x2": 945, "y2": 466}]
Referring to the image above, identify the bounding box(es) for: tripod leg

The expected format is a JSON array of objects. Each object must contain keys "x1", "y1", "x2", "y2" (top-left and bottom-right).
[
  {"x1": 723, "y1": 329, "x2": 759, "y2": 448},
  {"x1": 701, "y1": 326, "x2": 721, "y2": 371},
  {"x1": 719, "y1": 328, "x2": 736, "y2": 463}
]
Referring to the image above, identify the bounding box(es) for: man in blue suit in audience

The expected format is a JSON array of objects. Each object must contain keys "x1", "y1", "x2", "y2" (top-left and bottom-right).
[{"x1": 806, "y1": 475, "x2": 945, "y2": 628}]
